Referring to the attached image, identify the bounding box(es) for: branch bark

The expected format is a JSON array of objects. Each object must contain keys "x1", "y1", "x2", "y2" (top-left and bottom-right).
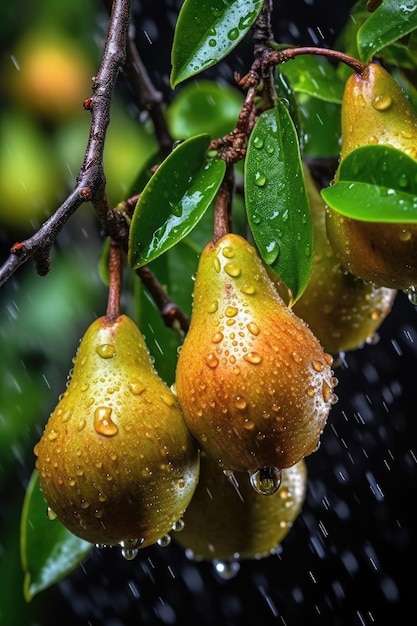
[{"x1": 0, "y1": 0, "x2": 131, "y2": 287}]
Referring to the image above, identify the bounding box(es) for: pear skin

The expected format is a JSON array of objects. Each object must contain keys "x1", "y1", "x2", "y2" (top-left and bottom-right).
[
  {"x1": 174, "y1": 451, "x2": 307, "y2": 562},
  {"x1": 326, "y1": 63, "x2": 417, "y2": 290},
  {"x1": 288, "y1": 166, "x2": 397, "y2": 355},
  {"x1": 34, "y1": 315, "x2": 199, "y2": 547},
  {"x1": 175, "y1": 233, "x2": 338, "y2": 474}
]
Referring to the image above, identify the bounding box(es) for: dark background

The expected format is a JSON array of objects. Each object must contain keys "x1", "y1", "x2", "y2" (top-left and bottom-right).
[{"x1": 2, "y1": 1, "x2": 417, "y2": 625}]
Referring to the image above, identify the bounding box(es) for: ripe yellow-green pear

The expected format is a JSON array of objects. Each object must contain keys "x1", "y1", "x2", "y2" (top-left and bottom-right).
[
  {"x1": 35, "y1": 315, "x2": 200, "y2": 547},
  {"x1": 279, "y1": 166, "x2": 397, "y2": 355},
  {"x1": 326, "y1": 63, "x2": 417, "y2": 290},
  {"x1": 174, "y1": 452, "x2": 307, "y2": 562},
  {"x1": 175, "y1": 233, "x2": 338, "y2": 475}
]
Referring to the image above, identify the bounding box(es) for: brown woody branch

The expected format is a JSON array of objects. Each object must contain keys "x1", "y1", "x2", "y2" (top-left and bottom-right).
[{"x1": 0, "y1": 0, "x2": 131, "y2": 287}]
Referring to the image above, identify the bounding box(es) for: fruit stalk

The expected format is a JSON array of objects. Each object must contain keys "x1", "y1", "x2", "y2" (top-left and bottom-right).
[{"x1": 106, "y1": 240, "x2": 122, "y2": 323}]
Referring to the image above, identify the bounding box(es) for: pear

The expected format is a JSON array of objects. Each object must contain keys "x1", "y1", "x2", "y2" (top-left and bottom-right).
[
  {"x1": 174, "y1": 451, "x2": 307, "y2": 562},
  {"x1": 285, "y1": 166, "x2": 397, "y2": 355},
  {"x1": 326, "y1": 62, "x2": 417, "y2": 290},
  {"x1": 34, "y1": 315, "x2": 200, "y2": 548},
  {"x1": 175, "y1": 233, "x2": 338, "y2": 477}
]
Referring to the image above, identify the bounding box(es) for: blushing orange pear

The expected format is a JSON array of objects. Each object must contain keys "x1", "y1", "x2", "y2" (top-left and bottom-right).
[{"x1": 175, "y1": 233, "x2": 338, "y2": 481}]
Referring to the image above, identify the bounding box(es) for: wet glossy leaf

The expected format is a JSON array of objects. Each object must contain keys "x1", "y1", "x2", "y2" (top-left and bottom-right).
[
  {"x1": 170, "y1": 0, "x2": 263, "y2": 87},
  {"x1": 167, "y1": 80, "x2": 243, "y2": 140},
  {"x1": 357, "y1": 0, "x2": 417, "y2": 63},
  {"x1": 298, "y1": 95, "x2": 341, "y2": 158},
  {"x1": 21, "y1": 470, "x2": 92, "y2": 601},
  {"x1": 128, "y1": 134, "x2": 226, "y2": 269},
  {"x1": 245, "y1": 103, "x2": 313, "y2": 304},
  {"x1": 321, "y1": 145, "x2": 417, "y2": 222},
  {"x1": 280, "y1": 55, "x2": 344, "y2": 103}
]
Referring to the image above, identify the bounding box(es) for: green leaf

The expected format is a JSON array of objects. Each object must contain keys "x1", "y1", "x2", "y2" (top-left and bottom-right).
[
  {"x1": 321, "y1": 144, "x2": 417, "y2": 222},
  {"x1": 280, "y1": 54, "x2": 344, "y2": 103},
  {"x1": 170, "y1": 0, "x2": 263, "y2": 87},
  {"x1": 21, "y1": 470, "x2": 92, "y2": 601},
  {"x1": 357, "y1": 0, "x2": 417, "y2": 63},
  {"x1": 167, "y1": 80, "x2": 243, "y2": 140},
  {"x1": 298, "y1": 95, "x2": 341, "y2": 158},
  {"x1": 128, "y1": 134, "x2": 226, "y2": 269},
  {"x1": 245, "y1": 103, "x2": 313, "y2": 304}
]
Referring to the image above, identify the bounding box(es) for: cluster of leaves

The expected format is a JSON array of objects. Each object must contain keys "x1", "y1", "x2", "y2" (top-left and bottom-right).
[{"x1": 14, "y1": 0, "x2": 417, "y2": 604}]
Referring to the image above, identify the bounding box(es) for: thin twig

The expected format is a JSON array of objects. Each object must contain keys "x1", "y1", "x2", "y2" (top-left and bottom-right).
[
  {"x1": 137, "y1": 265, "x2": 190, "y2": 335},
  {"x1": 0, "y1": 0, "x2": 131, "y2": 287}
]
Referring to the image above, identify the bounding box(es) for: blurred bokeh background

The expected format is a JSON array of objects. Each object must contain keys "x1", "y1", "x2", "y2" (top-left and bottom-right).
[{"x1": 1, "y1": 0, "x2": 416, "y2": 624}]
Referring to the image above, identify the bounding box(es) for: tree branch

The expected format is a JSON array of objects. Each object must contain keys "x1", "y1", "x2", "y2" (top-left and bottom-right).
[{"x1": 0, "y1": 0, "x2": 131, "y2": 288}]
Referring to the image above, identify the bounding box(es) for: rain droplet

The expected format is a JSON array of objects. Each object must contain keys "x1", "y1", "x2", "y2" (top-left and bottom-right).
[
  {"x1": 241, "y1": 284, "x2": 256, "y2": 295},
  {"x1": 208, "y1": 38, "x2": 217, "y2": 47},
  {"x1": 234, "y1": 396, "x2": 247, "y2": 410},
  {"x1": 405, "y1": 285, "x2": 417, "y2": 305},
  {"x1": 227, "y1": 27, "x2": 239, "y2": 41},
  {"x1": 172, "y1": 518, "x2": 185, "y2": 532},
  {"x1": 211, "y1": 331, "x2": 224, "y2": 344},
  {"x1": 214, "y1": 560, "x2": 240, "y2": 579},
  {"x1": 224, "y1": 262, "x2": 241, "y2": 277},
  {"x1": 263, "y1": 241, "x2": 279, "y2": 265},
  {"x1": 161, "y1": 394, "x2": 175, "y2": 407},
  {"x1": 157, "y1": 534, "x2": 172, "y2": 547},
  {"x1": 206, "y1": 353, "x2": 219, "y2": 368},
  {"x1": 47, "y1": 429, "x2": 59, "y2": 441},
  {"x1": 222, "y1": 246, "x2": 235, "y2": 258},
  {"x1": 120, "y1": 538, "x2": 143, "y2": 560},
  {"x1": 225, "y1": 306, "x2": 239, "y2": 318},
  {"x1": 249, "y1": 467, "x2": 282, "y2": 495},
  {"x1": 398, "y1": 229, "x2": 412, "y2": 242},
  {"x1": 255, "y1": 173, "x2": 267, "y2": 187},
  {"x1": 253, "y1": 136, "x2": 264, "y2": 149},
  {"x1": 247, "y1": 322, "x2": 260, "y2": 336},
  {"x1": 46, "y1": 507, "x2": 57, "y2": 520},
  {"x1": 208, "y1": 300, "x2": 218, "y2": 313},
  {"x1": 398, "y1": 174, "x2": 409, "y2": 188},
  {"x1": 129, "y1": 382, "x2": 146, "y2": 395},
  {"x1": 94, "y1": 407, "x2": 119, "y2": 436},
  {"x1": 243, "y1": 352, "x2": 262, "y2": 364},
  {"x1": 61, "y1": 409, "x2": 73, "y2": 423},
  {"x1": 213, "y1": 257, "x2": 221, "y2": 273},
  {"x1": 371, "y1": 94, "x2": 392, "y2": 111},
  {"x1": 77, "y1": 417, "x2": 87, "y2": 433},
  {"x1": 96, "y1": 344, "x2": 116, "y2": 358}
]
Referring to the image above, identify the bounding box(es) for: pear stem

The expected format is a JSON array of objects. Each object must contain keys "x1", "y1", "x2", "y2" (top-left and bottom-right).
[
  {"x1": 213, "y1": 168, "x2": 234, "y2": 242},
  {"x1": 106, "y1": 240, "x2": 122, "y2": 322}
]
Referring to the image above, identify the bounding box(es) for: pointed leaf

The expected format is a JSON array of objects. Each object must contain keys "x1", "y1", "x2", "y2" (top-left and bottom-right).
[
  {"x1": 280, "y1": 55, "x2": 344, "y2": 103},
  {"x1": 357, "y1": 0, "x2": 417, "y2": 63},
  {"x1": 21, "y1": 470, "x2": 92, "y2": 601},
  {"x1": 128, "y1": 134, "x2": 226, "y2": 269},
  {"x1": 170, "y1": 0, "x2": 263, "y2": 87},
  {"x1": 167, "y1": 80, "x2": 243, "y2": 140},
  {"x1": 245, "y1": 103, "x2": 313, "y2": 303},
  {"x1": 321, "y1": 144, "x2": 417, "y2": 222}
]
